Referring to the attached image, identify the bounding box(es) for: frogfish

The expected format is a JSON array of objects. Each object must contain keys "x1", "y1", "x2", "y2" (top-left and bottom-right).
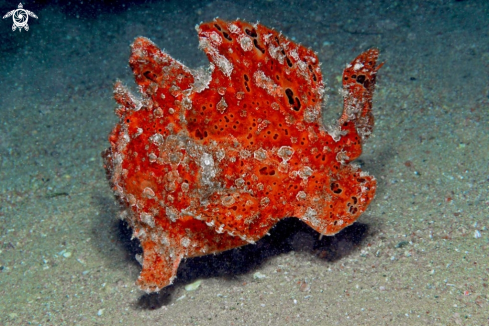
[{"x1": 103, "y1": 18, "x2": 382, "y2": 292}]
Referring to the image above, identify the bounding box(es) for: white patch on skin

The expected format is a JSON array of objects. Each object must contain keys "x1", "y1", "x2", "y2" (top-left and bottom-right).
[
  {"x1": 207, "y1": 31, "x2": 222, "y2": 46},
  {"x1": 142, "y1": 187, "x2": 155, "y2": 197},
  {"x1": 140, "y1": 212, "x2": 155, "y2": 228},
  {"x1": 198, "y1": 36, "x2": 234, "y2": 78},
  {"x1": 277, "y1": 146, "x2": 294, "y2": 162},
  {"x1": 216, "y1": 224, "x2": 225, "y2": 234},
  {"x1": 253, "y1": 70, "x2": 281, "y2": 97},
  {"x1": 149, "y1": 133, "x2": 164, "y2": 145},
  {"x1": 180, "y1": 237, "x2": 191, "y2": 248},
  {"x1": 253, "y1": 148, "x2": 267, "y2": 161},
  {"x1": 260, "y1": 197, "x2": 270, "y2": 207},
  {"x1": 239, "y1": 35, "x2": 253, "y2": 51},
  {"x1": 216, "y1": 97, "x2": 228, "y2": 113},
  {"x1": 213, "y1": 52, "x2": 233, "y2": 77},
  {"x1": 200, "y1": 152, "x2": 216, "y2": 186},
  {"x1": 166, "y1": 206, "x2": 179, "y2": 222},
  {"x1": 336, "y1": 150, "x2": 349, "y2": 164},
  {"x1": 303, "y1": 207, "x2": 320, "y2": 227},
  {"x1": 228, "y1": 23, "x2": 240, "y2": 34},
  {"x1": 353, "y1": 62, "x2": 364, "y2": 71},
  {"x1": 297, "y1": 60, "x2": 307, "y2": 72},
  {"x1": 289, "y1": 48, "x2": 299, "y2": 61},
  {"x1": 296, "y1": 191, "x2": 307, "y2": 201},
  {"x1": 191, "y1": 65, "x2": 214, "y2": 93},
  {"x1": 268, "y1": 43, "x2": 285, "y2": 64}
]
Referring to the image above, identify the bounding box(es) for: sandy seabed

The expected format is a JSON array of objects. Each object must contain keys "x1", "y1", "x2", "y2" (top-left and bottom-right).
[{"x1": 0, "y1": 0, "x2": 488, "y2": 325}]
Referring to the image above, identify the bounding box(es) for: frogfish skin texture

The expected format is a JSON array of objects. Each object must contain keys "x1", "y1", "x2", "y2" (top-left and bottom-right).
[{"x1": 103, "y1": 18, "x2": 382, "y2": 293}]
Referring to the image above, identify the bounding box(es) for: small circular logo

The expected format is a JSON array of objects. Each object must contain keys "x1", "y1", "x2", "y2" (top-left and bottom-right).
[{"x1": 3, "y1": 3, "x2": 38, "y2": 32}]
